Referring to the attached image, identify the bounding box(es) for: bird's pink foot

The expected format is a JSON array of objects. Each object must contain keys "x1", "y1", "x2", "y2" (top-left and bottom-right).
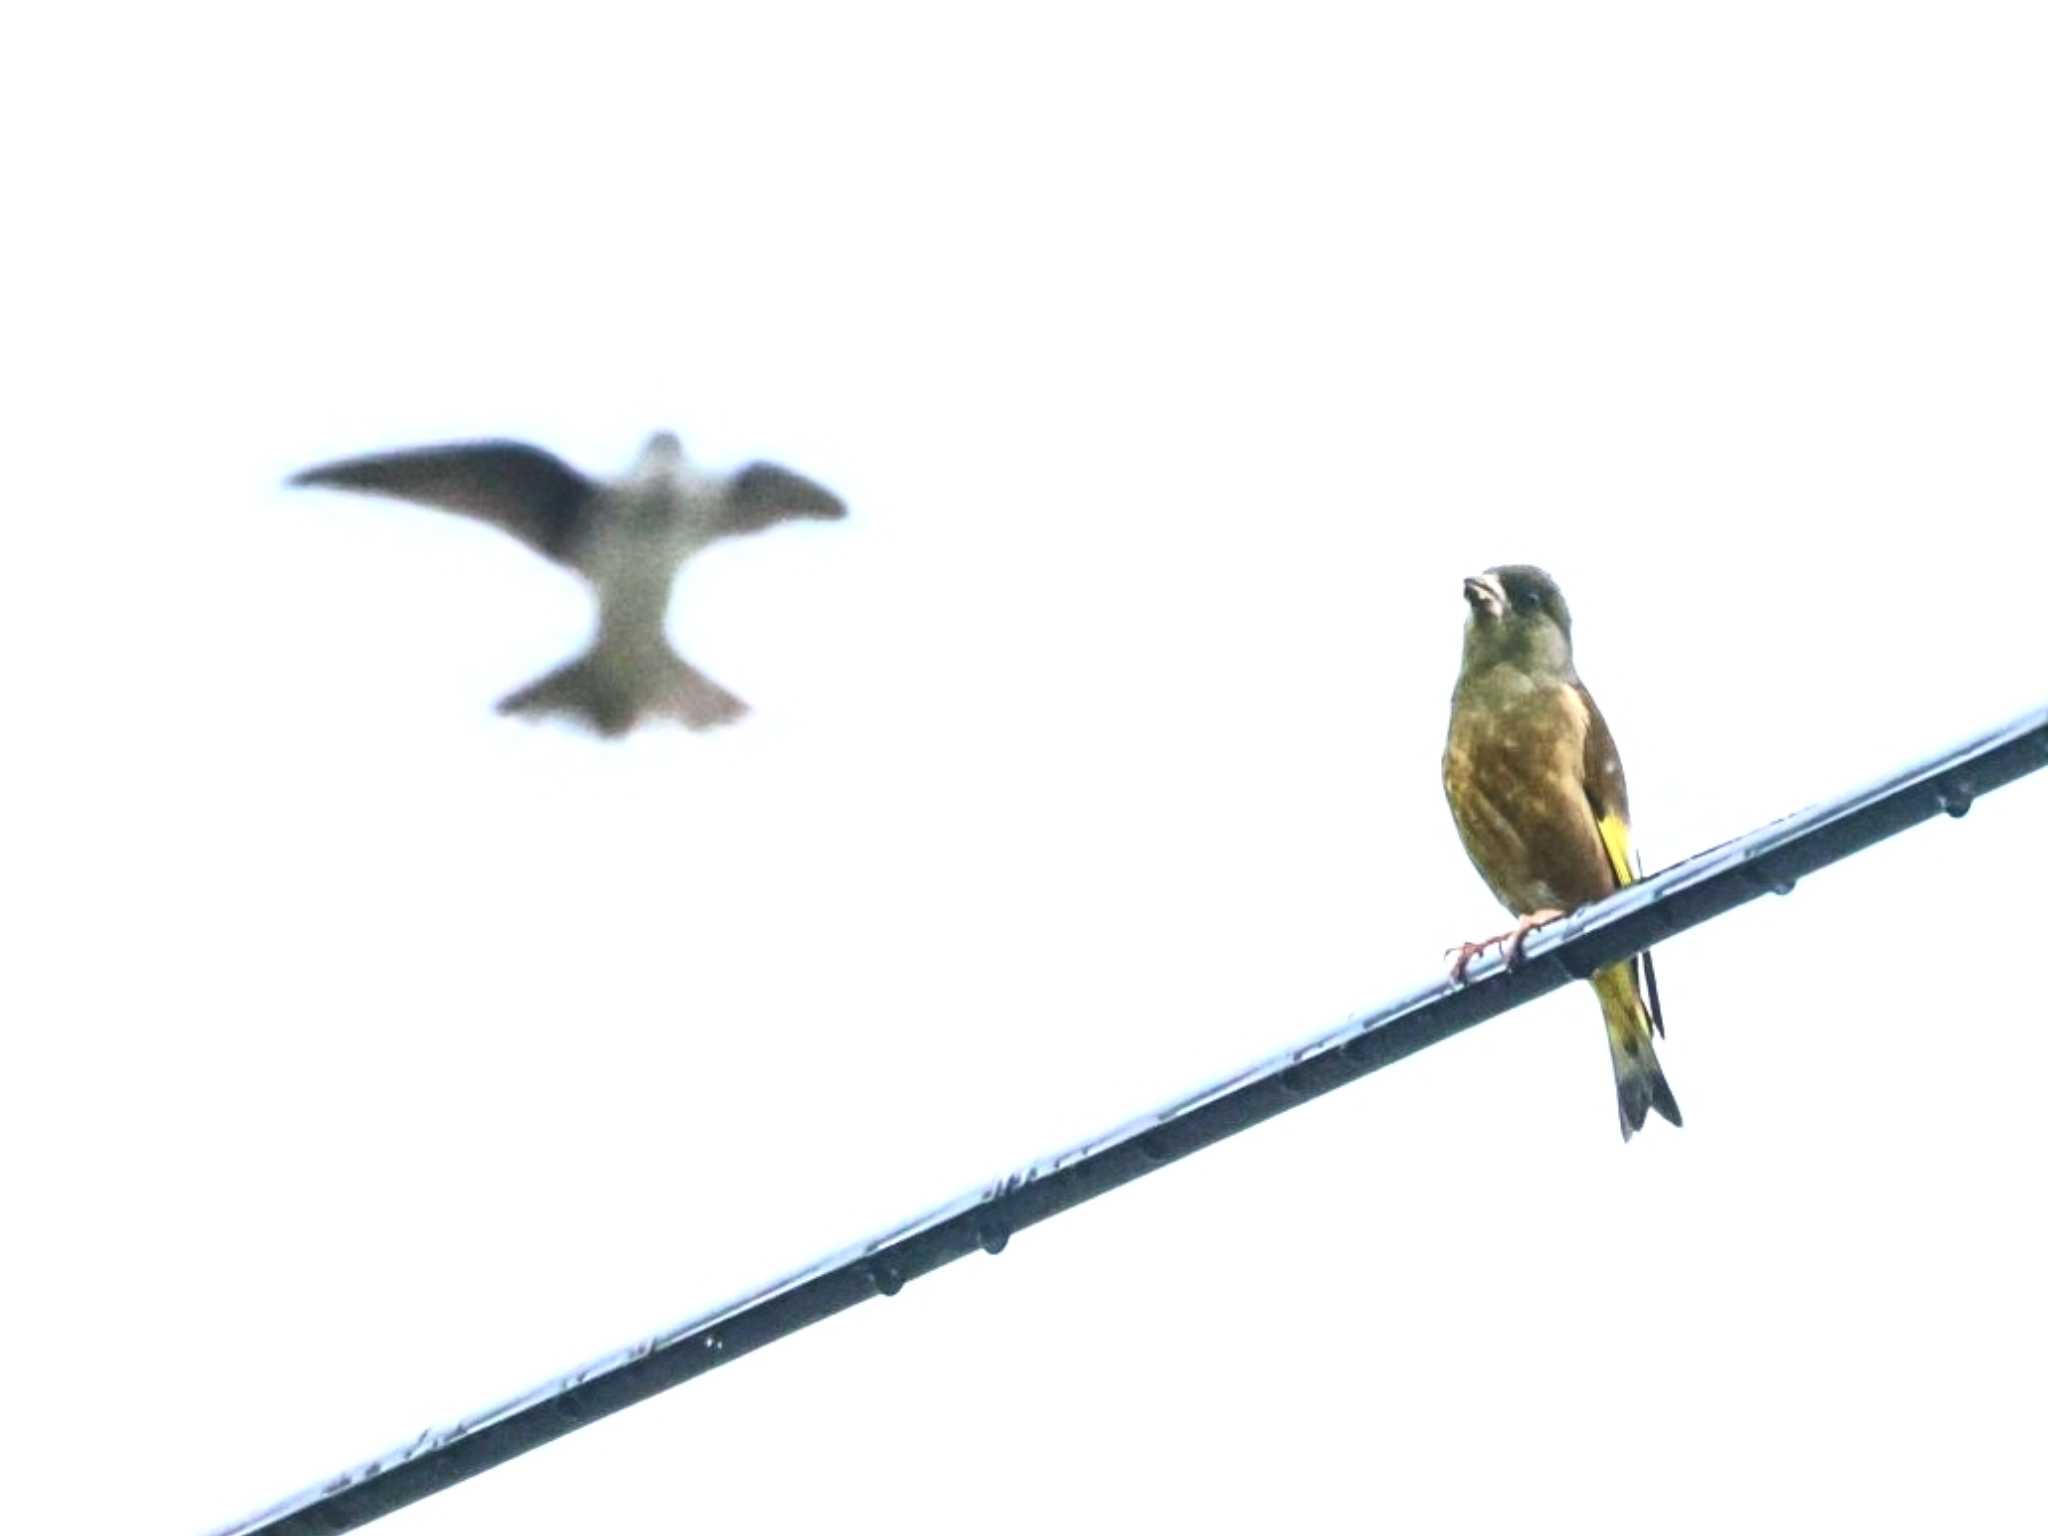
[
  {"x1": 1445, "y1": 908, "x2": 1568, "y2": 982},
  {"x1": 1441, "y1": 937, "x2": 1523, "y2": 987},
  {"x1": 1445, "y1": 939, "x2": 1494, "y2": 983}
]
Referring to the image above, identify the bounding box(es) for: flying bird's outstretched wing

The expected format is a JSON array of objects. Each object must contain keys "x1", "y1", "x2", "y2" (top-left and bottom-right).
[
  {"x1": 289, "y1": 439, "x2": 594, "y2": 561},
  {"x1": 725, "y1": 462, "x2": 847, "y2": 527}
]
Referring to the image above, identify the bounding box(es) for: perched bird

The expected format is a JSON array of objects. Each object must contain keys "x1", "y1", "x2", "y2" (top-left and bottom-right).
[
  {"x1": 1441, "y1": 565, "x2": 1682, "y2": 1141},
  {"x1": 289, "y1": 431, "x2": 845, "y2": 736}
]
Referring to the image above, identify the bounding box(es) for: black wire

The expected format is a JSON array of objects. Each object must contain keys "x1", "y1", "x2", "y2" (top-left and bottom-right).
[{"x1": 211, "y1": 702, "x2": 2048, "y2": 1536}]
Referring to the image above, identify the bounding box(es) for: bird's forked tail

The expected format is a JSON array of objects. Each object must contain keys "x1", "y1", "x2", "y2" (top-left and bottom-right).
[
  {"x1": 495, "y1": 642, "x2": 748, "y2": 737},
  {"x1": 1593, "y1": 960, "x2": 1682, "y2": 1141}
]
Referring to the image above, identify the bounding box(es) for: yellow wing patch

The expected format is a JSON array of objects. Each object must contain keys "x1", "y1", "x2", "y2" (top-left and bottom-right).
[
  {"x1": 1596, "y1": 807, "x2": 1666, "y2": 1038},
  {"x1": 1596, "y1": 811, "x2": 1635, "y2": 890}
]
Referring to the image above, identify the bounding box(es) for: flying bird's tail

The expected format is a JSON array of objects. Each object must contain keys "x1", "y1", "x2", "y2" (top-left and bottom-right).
[
  {"x1": 496, "y1": 643, "x2": 748, "y2": 737},
  {"x1": 1592, "y1": 960, "x2": 1682, "y2": 1141}
]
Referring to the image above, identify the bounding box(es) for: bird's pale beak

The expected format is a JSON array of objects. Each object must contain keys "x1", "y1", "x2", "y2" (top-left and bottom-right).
[{"x1": 1462, "y1": 572, "x2": 1507, "y2": 619}]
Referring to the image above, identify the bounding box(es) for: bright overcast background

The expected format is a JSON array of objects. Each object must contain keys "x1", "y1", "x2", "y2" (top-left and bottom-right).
[{"x1": 8, "y1": 6, "x2": 2046, "y2": 1534}]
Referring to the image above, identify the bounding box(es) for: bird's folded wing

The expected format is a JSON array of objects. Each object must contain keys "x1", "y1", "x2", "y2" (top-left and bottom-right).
[
  {"x1": 289, "y1": 440, "x2": 594, "y2": 561},
  {"x1": 1575, "y1": 683, "x2": 1636, "y2": 887},
  {"x1": 1577, "y1": 680, "x2": 1664, "y2": 1034}
]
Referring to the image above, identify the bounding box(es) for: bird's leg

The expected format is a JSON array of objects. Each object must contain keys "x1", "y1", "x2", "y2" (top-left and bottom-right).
[{"x1": 1501, "y1": 908, "x2": 1567, "y2": 967}]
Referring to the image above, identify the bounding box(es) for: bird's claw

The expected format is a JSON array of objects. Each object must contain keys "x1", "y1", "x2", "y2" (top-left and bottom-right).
[
  {"x1": 1444, "y1": 940, "x2": 1492, "y2": 983},
  {"x1": 1445, "y1": 908, "x2": 1568, "y2": 982}
]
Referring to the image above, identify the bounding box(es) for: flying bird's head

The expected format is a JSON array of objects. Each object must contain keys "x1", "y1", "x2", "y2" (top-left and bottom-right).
[
  {"x1": 721, "y1": 462, "x2": 848, "y2": 533},
  {"x1": 1459, "y1": 564, "x2": 1575, "y2": 679},
  {"x1": 632, "y1": 431, "x2": 687, "y2": 485}
]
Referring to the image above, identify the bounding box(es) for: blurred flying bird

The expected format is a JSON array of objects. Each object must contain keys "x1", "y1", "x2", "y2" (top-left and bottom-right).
[
  {"x1": 289, "y1": 432, "x2": 845, "y2": 735},
  {"x1": 1441, "y1": 565, "x2": 1682, "y2": 1141}
]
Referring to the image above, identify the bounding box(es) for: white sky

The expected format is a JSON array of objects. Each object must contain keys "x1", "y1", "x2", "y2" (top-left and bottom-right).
[{"x1": 8, "y1": 5, "x2": 2047, "y2": 1533}]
